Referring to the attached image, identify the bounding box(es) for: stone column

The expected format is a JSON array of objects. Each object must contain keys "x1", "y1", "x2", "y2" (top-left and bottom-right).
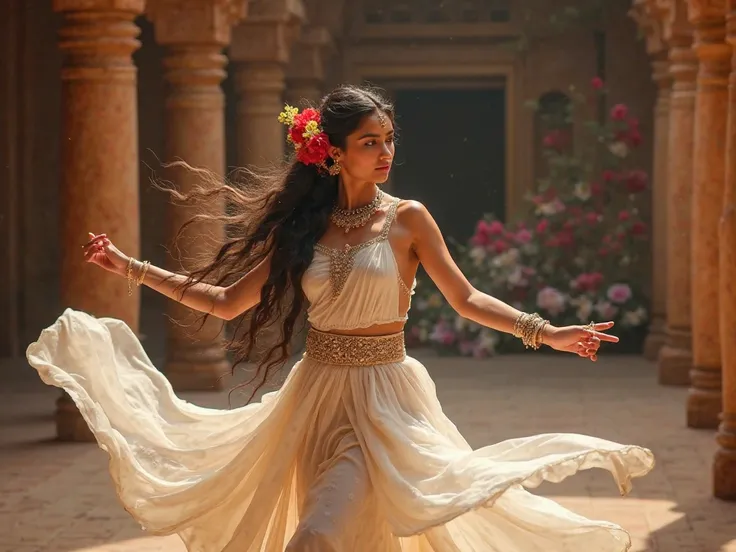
[
  {"x1": 231, "y1": 1, "x2": 304, "y2": 169},
  {"x1": 715, "y1": 0, "x2": 736, "y2": 500},
  {"x1": 629, "y1": 0, "x2": 673, "y2": 361},
  {"x1": 645, "y1": 56, "x2": 673, "y2": 361},
  {"x1": 146, "y1": 0, "x2": 247, "y2": 391},
  {"x1": 658, "y1": 0, "x2": 697, "y2": 386},
  {"x1": 687, "y1": 0, "x2": 729, "y2": 429},
  {"x1": 285, "y1": 27, "x2": 331, "y2": 108},
  {"x1": 54, "y1": 0, "x2": 144, "y2": 440}
]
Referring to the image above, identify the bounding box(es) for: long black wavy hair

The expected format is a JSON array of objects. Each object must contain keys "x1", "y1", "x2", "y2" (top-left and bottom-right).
[{"x1": 160, "y1": 84, "x2": 396, "y2": 402}]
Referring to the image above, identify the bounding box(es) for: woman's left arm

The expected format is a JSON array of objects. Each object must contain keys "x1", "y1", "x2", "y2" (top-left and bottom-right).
[{"x1": 399, "y1": 200, "x2": 618, "y2": 360}]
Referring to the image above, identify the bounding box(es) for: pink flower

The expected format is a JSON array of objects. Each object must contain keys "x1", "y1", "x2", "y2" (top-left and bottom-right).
[
  {"x1": 585, "y1": 212, "x2": 600, "y2": 225},
  {"x1": 573, "y1": 272, "x2": 604, "y2": 291},
  {"x1": 429, "y1": 320, "x2": 456, "y2": 346},
  {"x1": 610, "y1": 103, "x2": 629, "y2": 121},
  {"x1": 602, "y1": 170, "x2": 617, "y2": 182},
  {"x1": 536, "y1": 219, "x2": 549, "y2": 234},
  {"x1": 515, "y1": 228, "x2": 532, "y2": 244},
  {"x1": 537, "y1": 286, "x2": 567, "y2": 316},
  {"x1": 618, "y1": 210, "x2": 630, "y2": 221},
  {"x1": 607, "y1": 283, "x2": 632, "y2": 304},
  {"x1": 591, "y1": 76, "x2": 604, "y2": 90},
  {"x1": 459, "y1": 340, "x2": 475, "y2": 356},
  {"x1": 492, "y1": 240, "x2": 509, "y2": 254},
  {"x1": 488, "y1": 220, "x2": 505, "y2": 235}
]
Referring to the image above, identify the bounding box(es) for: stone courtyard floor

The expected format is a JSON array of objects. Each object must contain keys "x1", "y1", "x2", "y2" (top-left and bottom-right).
[{"x1": 1, "y1": 350, "x2": 735, "y2": 552}]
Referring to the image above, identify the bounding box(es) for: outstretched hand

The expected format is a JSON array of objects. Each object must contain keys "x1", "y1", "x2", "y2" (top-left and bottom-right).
[
  {"x1": 544, "y1": 322, "x2": 619, "y2": 362},
  {"x1": 82, "y1": 232, "x2": 130, "y2": 276}
]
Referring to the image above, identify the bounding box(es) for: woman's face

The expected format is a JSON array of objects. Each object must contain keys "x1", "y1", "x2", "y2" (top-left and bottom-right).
[{"x1": 336, "y1": 111, "x2": 395, "y2": 184}]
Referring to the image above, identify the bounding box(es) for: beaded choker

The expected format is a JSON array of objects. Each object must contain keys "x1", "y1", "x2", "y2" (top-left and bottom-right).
[{"x1": 330, "y1": 189, "x2": 384, "y2": 233}]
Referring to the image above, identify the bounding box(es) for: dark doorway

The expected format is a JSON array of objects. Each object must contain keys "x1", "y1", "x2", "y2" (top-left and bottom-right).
[{"x1": 392, "y1": 87, "x2": 506, "y2": 245}]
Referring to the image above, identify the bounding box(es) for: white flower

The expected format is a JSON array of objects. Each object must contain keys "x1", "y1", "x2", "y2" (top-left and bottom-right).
[
  {"x1": 570, "y1": 296, "x2": 594, "y2": 323},
  {"x1": 469, "y1": 246, "x2": 487, "y2": 266},
  {"x1": 621, "y1": 307, "x2": 647, "y2": 327},
  {"x1": 536, "y1": 198, "x2": 566, "y2": 216},
  {"x1": 609, "y1": 141, "x2": 629, "y2": 158},
  {"x1": 507, "y1": 266, "x2": 528, "y2": 288},
  {"x1": 573, "y1": 181, "x2": 591, "y2": 201}
]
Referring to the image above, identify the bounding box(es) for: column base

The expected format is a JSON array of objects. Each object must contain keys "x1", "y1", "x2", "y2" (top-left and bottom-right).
[
  {"x1": 165, "y1": 343, "x2": 232, "y2": 392},
  {"x1": 55, "y1": 392, "x2": 95, "y2": 442},
  {"x1": 643, "y1": 330, "x2": 666, "y2": 361},
  {"x1": 687, "y1": 383, "x2": 722, "y2": 429},
  {"x1": 657, "y1": 344, "x2": 692, "y2": 386},
  {"x1": 643, "y1": 316, "x2": 666, "y2": 360},
  {"x1": 713, "y1": 446, "x2": 736, "y2": 500}
]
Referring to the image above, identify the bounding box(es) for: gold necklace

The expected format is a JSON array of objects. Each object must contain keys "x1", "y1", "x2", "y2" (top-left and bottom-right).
[{"x1": 331, "y1": 189, "x2": 384, "y2": 233}]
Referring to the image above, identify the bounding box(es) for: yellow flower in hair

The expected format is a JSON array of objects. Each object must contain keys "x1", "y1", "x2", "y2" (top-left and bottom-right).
[
  {"x1": 303, "y1": 120, "x2": 321, "y2": 140},
  {"x1": 278, "y1": 105, "x2": 298, "y2": 126}
]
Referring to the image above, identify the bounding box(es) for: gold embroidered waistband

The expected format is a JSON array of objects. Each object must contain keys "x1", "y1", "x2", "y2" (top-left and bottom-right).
[{"x1": 305, "y1": 328, "x2": 406, "y2": 366}]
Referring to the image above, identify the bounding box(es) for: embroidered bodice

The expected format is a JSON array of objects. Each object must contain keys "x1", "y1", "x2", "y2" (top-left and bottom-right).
[{"x1": 302, "y1": 197, "x2": 416, "y2": 332}]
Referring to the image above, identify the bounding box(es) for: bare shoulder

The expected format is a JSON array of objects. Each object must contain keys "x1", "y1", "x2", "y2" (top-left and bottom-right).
[{"x1": 395, "y1": 198, "x2": 431, "y2": 225}]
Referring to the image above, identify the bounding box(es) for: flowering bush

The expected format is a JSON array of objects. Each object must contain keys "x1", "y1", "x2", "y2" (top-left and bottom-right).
[{"x1": 406, "y1": 78, "x2": 650, "y2": 356}]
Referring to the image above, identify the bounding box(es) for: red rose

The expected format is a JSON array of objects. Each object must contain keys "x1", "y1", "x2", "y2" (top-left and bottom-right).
[
  {"x1": 296, "y1": 134, "x2": 331, "y2": 166},
  {"x1": 293, "y1": 108, "x2": 320, "y2": 129},
  {"x1": 631, "y1": 221, "x2": 647, "y2": 236},
  {"x1": 610, "y1": 103, "x2": 629, "y2": 121},
  {"x1": 289, "y1": 126, "x2": 304, "y2": 145},
  {"x1": 625, "y1": 170, "x2": 648, "y2": 193},
  {"x1": 591, "y1": 76, "x2": 604, "y2": 90}
]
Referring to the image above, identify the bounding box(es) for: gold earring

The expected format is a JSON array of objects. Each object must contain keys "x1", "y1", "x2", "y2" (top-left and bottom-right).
[{"x1": 328, "y1": 160, "x2": 341, "y2": 176}]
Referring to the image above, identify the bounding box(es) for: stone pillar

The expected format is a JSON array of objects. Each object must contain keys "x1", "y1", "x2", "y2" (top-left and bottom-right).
[
  {"x1": 230, "y1": 2, "x2": 305, "y2": 354},
  {"x1": 629, "y1": 0, "x2": 673, "y2": 361},
  {"x1": 285, "y1": 27, "x2": 331, "y2": 108},
  {"x1": 687, "y1": 0, "x2": 729, "y2": 429},
  {"x1": 658, "y1": 1, "x2": 697, "y2": 386},
  {"x1": 715, "y1": 0, "x2": 736, "y2": 500},
  {"x1": 54, "y1": 0, "x2": 144, "y2": 440},
  {"x1": 644, "y1": 57, "x2": 673, "y2": 361},
  {"x1": 146, "y1": 0, "x2": 247, "y2": 391}
]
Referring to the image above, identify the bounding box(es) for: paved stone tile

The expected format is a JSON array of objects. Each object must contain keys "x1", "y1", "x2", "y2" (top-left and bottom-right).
[{"x1": 2, "y1": 351, "x2": 735, "y2": 551}]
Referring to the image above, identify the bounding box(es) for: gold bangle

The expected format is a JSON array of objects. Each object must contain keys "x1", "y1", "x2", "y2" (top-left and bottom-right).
[
  {"x1": 136, "y1": 261, "x2": 150, "y2": 286},
  {"x1": 126, "y1": 257, "x2": 135, "y2": 296}
]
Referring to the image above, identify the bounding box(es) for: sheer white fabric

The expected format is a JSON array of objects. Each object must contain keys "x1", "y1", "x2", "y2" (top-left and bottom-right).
[
  {"x1": 27, "y1": 309, "x2": 654, "y2": 552},
  {"x1": 26, "y1": 197, "x2": 655, "y2": 551}
]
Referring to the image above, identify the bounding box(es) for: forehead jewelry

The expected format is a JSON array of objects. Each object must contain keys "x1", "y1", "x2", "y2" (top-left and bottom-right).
[{"x1": 377, "y1": 111, "x2": 387, "y2": 128}]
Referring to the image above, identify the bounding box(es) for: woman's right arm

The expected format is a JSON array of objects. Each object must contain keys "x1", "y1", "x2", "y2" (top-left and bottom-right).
[{"x1": 83, "y1": 232, "x2": 269, "y2": 321}]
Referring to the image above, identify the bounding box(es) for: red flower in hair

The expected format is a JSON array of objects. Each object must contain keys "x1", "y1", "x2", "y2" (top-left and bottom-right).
[{"x1": 278, "y1": 105, "x2": 333, "y2": 169}]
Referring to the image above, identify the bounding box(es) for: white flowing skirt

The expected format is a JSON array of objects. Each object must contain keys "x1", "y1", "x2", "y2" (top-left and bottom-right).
[{"x1": 26, "y1": 309, "x2": 655, "y2": 552}]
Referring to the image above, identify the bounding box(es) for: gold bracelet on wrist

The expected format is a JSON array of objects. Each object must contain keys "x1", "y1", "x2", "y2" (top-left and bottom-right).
[
  {"x1": 126, "y1": 257, "x2": 135, "y2": 296},
  {"x1": 136, "y1": 260, "x2": 150, "y2": 286},
  {"x1": 512, "y1": 312, "x2": 549, "y2": 350}
]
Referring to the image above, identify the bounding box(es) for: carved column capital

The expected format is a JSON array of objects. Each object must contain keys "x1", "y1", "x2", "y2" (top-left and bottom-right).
[
  {"x1": 53, "y1": 0, "x2": 144, "y2": 81},
  {"x1": 630, "y1": 0, "x2": 670, "y2": 56},
  {"x1": 230, "y1": 0, "x2": 305, "y2": 64},
  {"x1": 145, "y1": 0, "x2": 247, "y2": 46},
  {"x1": 286, "y1": 26, "x2": 332, "y2": 88},
  {"x1": 687, "y1": 0, "x2": 727, "y2": 22}
]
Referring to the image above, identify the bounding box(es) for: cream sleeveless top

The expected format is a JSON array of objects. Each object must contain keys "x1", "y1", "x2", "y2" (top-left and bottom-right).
[{"x1": 302, "y1": 197, "x2": 416, "y2": 332}]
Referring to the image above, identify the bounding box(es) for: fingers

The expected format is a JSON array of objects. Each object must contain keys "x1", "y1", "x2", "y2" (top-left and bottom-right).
[{"x1": 83, "y1": 232, "x2": 106, "y2": 247}]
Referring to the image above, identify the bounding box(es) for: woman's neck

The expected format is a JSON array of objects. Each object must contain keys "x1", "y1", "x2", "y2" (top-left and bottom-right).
[{"x1": 336, "y1": 178, "x2": 379, "y2": 209}]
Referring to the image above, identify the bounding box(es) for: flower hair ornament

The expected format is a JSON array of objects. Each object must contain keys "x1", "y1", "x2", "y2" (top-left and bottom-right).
[{"x1": 278, "y1": 105, "x2": 341, "y2": 176}]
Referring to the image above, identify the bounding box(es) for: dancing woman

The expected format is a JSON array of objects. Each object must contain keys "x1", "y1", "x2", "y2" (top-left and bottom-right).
[{"x1": 27, "y1": 84, "x2": 654, "y2": 551}]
